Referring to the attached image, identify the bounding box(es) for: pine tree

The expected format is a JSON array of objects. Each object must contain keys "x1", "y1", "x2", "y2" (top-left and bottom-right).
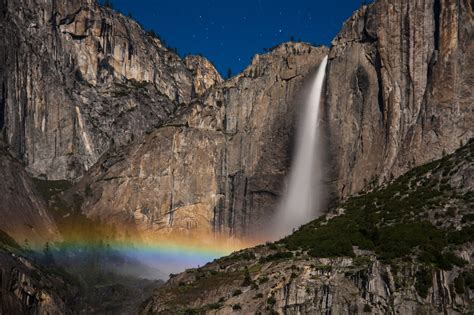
[
  {"x1": 43, "y1": 242, "x2": 55, "y2": 266},
  {"x1": 104, "y1": 0, "x2": 113, "y2": 9},
  {"x1": 23, "y1": 239, "x2": 30, "y2": 250},
  {"x1": 226, "y1": 68, "x2": 232, "y2": 79}
]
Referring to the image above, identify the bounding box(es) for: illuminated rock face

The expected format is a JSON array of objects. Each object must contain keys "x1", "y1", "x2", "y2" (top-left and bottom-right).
[
  {"x1": 1, "y1": 0, "x2": 472, "y2": 242},
  {"x1": 0, "y1": 0, "x2": 221, "y2": 180},
  {"x1": 323, "y1": 0, "x2": 474, "y2": 200},
  {"x1": 74, "y1": 43, "x2": 328, "y2": 239}
]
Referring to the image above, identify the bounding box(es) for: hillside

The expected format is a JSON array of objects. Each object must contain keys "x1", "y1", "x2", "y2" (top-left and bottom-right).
[{"x1": 142, "y1": 140, "x2": 474, "y2": 314}]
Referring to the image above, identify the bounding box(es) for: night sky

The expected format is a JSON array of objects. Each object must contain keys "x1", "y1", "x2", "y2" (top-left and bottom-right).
[{"x1": 103, "y1": 0, "x2": 368, "y2": 76}]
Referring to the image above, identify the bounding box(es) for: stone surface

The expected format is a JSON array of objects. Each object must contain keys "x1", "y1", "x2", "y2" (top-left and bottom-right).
[
  {"x1": 0, "y1": 248, "x2": 77, "y2": 315},
  {"x1": 184, "y1": 55, "x2": 223, "y2": 97},
  {"x1": 0, "y1": 141, "x2": 59, "y2": 246},
  {"x1": 323, "y1": 0, "x2": 474, "y2": 199},
  {"x1": 72, "y1": 43, "x2": 328, "y2": 239},
  {"x1": 0, "y1": 0, "x2": 217, "y2": 180},
  {"x1": 141, "y1": 141, "x2": 474, "y2": 314},
  {"x1": 143, "y1": 250, "x2": 474, "y2": 315}
]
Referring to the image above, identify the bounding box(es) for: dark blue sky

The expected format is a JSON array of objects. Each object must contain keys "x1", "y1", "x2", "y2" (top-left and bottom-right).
[{"x1": 104, "y1": 0, "x2": 366, "y2": 76}]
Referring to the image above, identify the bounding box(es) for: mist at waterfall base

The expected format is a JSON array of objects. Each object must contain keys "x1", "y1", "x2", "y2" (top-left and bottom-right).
[{"x1": 268, "y1": 56, "x2": 328, "y2": 241}]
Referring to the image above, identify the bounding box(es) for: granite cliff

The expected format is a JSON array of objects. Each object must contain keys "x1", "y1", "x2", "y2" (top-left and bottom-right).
[
  {"x1": 0, "y1": 0, "x2": 220, "y2": 180},
  {"x1": 1, "y1": 0, "x2": 471, "y2": 241},
  {"x1": 0, "y1": 141, "x2": 59, "y2": 246},
  {"x1": 142, "y1": 140, "x2": 474, "y2": 315},
  {"x1": 72, "y1": 43, "x2": 328, "y2": 239},
  {"x1": 0, "y1": 236, "x2": 77, "y2": 315},
  {"x1": 323, "y1": 0, "x2": 474, "y2": 199}
]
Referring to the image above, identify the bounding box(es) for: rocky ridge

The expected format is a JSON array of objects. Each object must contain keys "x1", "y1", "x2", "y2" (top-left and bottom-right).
[{"x1": 0, "y1": 0, "x2": 220, "y2": 180}]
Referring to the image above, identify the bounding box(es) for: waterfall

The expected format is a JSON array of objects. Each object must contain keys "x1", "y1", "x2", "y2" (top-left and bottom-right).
[{"x1": 270, "y1": 56, "x2": 328, "y2": 240}]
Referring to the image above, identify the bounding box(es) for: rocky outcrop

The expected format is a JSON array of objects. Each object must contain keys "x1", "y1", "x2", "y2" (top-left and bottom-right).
[
  {"x1": 0, "y1": 0, "x2": 216, "y2": 180},
  {"x1": 323, "y1": 0, "x2": 474, "y2": 199},
  {"x1": 0, "y1": 246, "x2": 77, "y2": 314},
  {"x1": 0, "y1": 141, "x2": 59, "y2": 246},
  {"x1": 143, "y1": 249, "x2": 474, "y2": 315},
  {"x1": 184, "y1": 55, "x2": 223, "y2": 96},
  {"x1": 72, "y1": 43, "x2": 328, "y2": 238}
]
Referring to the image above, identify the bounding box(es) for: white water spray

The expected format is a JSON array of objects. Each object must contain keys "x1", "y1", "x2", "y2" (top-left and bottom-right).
[{"x1": 270, "y1": 56, "x2": 328, "y2": 240}]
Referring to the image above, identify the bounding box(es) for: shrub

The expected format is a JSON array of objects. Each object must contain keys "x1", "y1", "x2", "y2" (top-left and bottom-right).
[
  {"x1": 259, "y1": 251, "x2": 293, "y2": 263},
  {"x1": 363, "y1": 304, "x2": 372, "y2": 312},
  {"x1": 0, "y1": 230, "x2": 20, "y2": 249},
  {"x1": 242, "y1": 270, "x2": 252, "y2": 287},
  {"x1": 208, "y1": 303, "x2": 222, "y2": 310},
  {"x1": 232, "y1": 289, "x2": 242, "y2": 296},
  {"x1": 415, "y1": 268, "x2": 432, "y2": 298},
  {"x1": 232, "y1": 304, "x2": 241, "y2": 311},
  {"x1": 254, "y1": 293, "x2": 264, "y2": 299},
  {"x1": 454, "y1": 274, "x2": 465, "y2": 294},
  {"x1": 259, "y1": 276, "x2": 269, "y2": 284},
  {"x1": 267, "y1": 296, "x2": 276, "y2": 306}
]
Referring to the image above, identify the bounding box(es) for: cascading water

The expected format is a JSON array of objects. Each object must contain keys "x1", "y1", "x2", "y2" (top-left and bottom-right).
[{"x1": 270, "y1": 56, "x2": 328, "y2": 240}]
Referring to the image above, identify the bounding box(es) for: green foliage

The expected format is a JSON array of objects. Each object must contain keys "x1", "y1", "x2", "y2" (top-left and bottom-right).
[
  {"x1": 447, "y1": 226, "x2": 474, "y2": 245},
  {"x1": 242, "y1": 269, "x2": 252, "y2": 287},
  {"x1": 103, "y1": 0, "x2": 113, "y2": 9},
  {"x1": 281, "y1": 140, "x2": 474, "y2": 270},
  {"x1": 0, "y1": 230, "x2": 20, "y2": 249},
  {"x1": 232, "y1": 289, "x2": 242, "y2": 296},
  {"x1": 219, "y1": 251, "x2": 256, "y2": 264},
  {"x1": 254, "y1": 293, "x2": 264, "y2": 299},
  {"x1": 267, "y1": 242, "x2": 278, "y2": 250},
  {"x1": 42, "y1": 242, "x2": 55, "y2": 266},
  {"x1": 259, "y1": 251, "x2": 293, "y2": 263},
  {"x1": 461, "y1": 213, "x2": 474, "y2": 223},
  {"x1": 259, "y1": 276, "x2": 269, "y2": 284},
  {"x1": 363, "y1": 304, "x2": 372, "y2": 312},
  {"x1": 208, "y1": 302, "x2": 222, "y2": 310},
  {"x1": 232, "y1": 304, "x2": 241, "y2": 311},
  {"x1": 454, "y1": 274, "x2": 465, "y2": 294},
  {"x1": 415, "y1": 268, "x2": 432, "y2": 298},
  {"x1": 85, "y1": 184, "x2": 92, "y2": 197},
  {"x1": 267, "y1": 296, "x2": 276, "y2": 306}
]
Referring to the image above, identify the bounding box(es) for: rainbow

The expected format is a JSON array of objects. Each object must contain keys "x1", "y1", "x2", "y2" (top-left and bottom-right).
[{"x1": 30, "y1": 232, "x2": 260, "y2": 278}]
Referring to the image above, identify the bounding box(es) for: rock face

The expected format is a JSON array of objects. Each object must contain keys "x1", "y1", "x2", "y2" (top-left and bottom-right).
[
  {"x1": 323, "y1": 0, "x2": 474, "y2": 199},
  {"x1": 0, "y1": 0, "x2": 220, "y2": 180},
  {"x1": 142, "y1": 141, "x2": 474, "y2": 314},
  {"x1": 0, "y1": 141, "x2": 59, "y2": 246},
  {"x1": 0, "y1": 246, "x2": 77, "y2": 315},
  {"x1": 184, "y1": 55, "x2": 223, "y2": 96},
  {"x1": 73, "y1": 43, "x2": 328, "y2": 238}
]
